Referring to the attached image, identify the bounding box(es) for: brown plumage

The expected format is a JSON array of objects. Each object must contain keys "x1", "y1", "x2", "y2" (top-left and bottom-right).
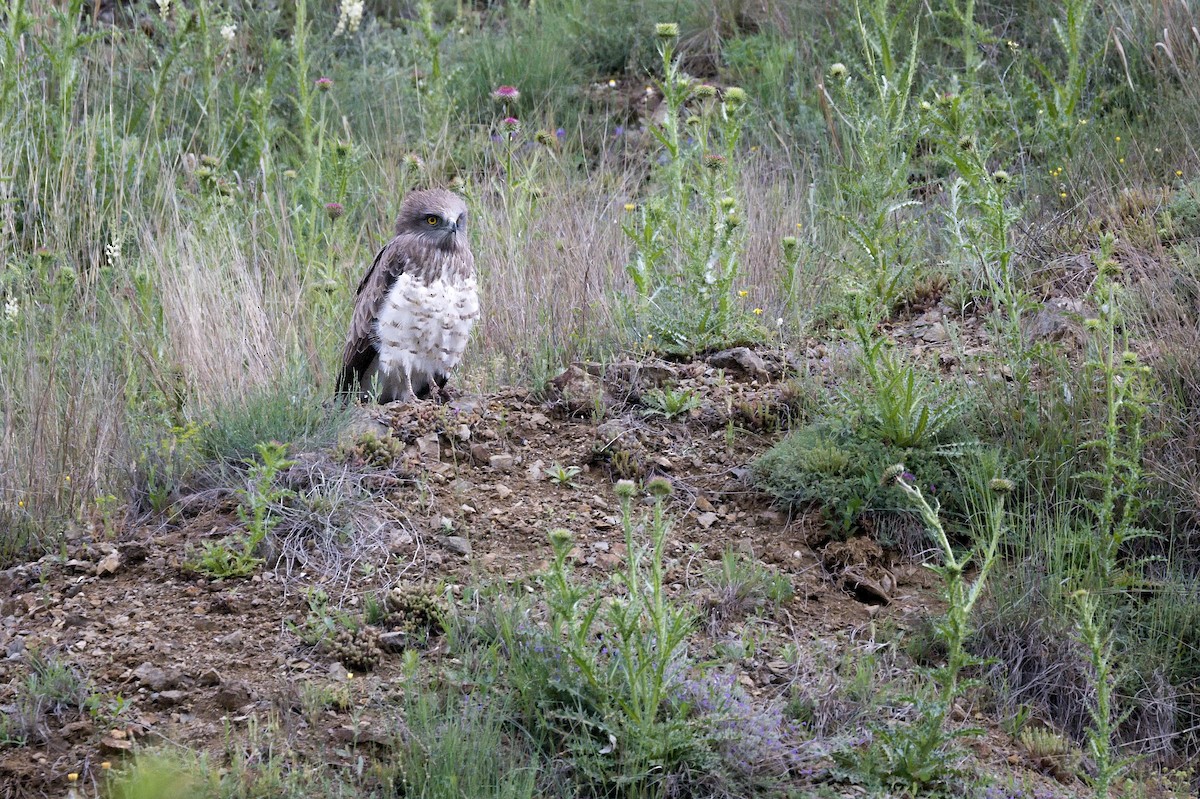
[{"x1": 337, "y1": 188, "x2": 478, "y2": 403}]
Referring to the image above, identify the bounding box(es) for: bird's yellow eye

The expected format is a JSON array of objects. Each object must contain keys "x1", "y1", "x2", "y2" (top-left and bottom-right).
[{"x1": 426, "y1": 215, "x2": 439, "y2": 226}]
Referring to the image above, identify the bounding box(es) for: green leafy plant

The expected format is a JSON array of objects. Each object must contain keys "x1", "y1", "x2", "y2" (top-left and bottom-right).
[
  {"x1": 848, "y1": 317, "x2": 964, "y2": 448},
  {"x1": 190, "y1": 441, "x2": 295, "y2": 578},
  {"x1": 545, "y1": 462, "x2": 583, "y2": 488},
  {"x1": 640, "y1": 385, "x2": 701, "y2": 420}
]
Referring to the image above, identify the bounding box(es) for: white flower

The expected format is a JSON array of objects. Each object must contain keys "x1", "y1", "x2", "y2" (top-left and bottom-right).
[
  {"x1": 220, "y1": 23, "x2": 237, "y2": 42},
  {"x1": 156, "y1": 0, "x2": 170, "y2": 19},
  {"x1": 334, "y1": 0, "x2": 364, "y2": 36},
  {"x1": 4, "y1": 296, "x2": 18, "y2": 321}
]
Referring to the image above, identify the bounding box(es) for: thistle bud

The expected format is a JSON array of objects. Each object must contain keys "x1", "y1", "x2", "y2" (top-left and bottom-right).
[
  {"x1": 646, "y1": 477, "x2": 673, "y2": 497},
  {"x1": 723, "y1": 86, "x2": 746, "y2": 107},
  {"x1": 988, "y1": 478, "x2": 1015, "y2": 494},
  {"x1": 992, "y1": 170, "x2": 1011, "y2": 185},
  {"x1": 614, "y1": 479, "x2": 637, "y2": 499},
  {"x1": 492, "y1": 85, "x2": 520, "y2": 102},
  {"x1": 719, "y1": 196, "x2": 736, "y2": 211},
  {"x1": 402, "y1": 153, "x2": 424, "y2": 171},
  {"x1": 881, "y1": 463, "x2": 906, "y2": 486},
  {"x1": 655, "y1": 23, "x2": 679, "y2": 39},
  {"x1": 703, "y1": 153, "x2": 727, "y2": 171},
  {"x1": 829, "y1": 63, "x2": 848, "y2": 80},
  {"x1": 693, "y1": 84, "x2": 718, "y2": 100}
]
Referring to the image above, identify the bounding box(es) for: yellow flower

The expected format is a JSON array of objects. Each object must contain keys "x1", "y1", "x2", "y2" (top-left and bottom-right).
[
  {"x1": 1118, "y1": 158, "x2": 1125, "y2": 164},
  {"x1": 623, "y1": 203, "x2": 636, "y2": 211},
  {"x1": 1060, "y1": 192, "x2": 1067, "y2": 199},
  {"x1": 68, "y1": 774, "x2": 79, "y2": 782},
  {"x1": 17, "y1": 500, "x2": 23, "y2": 508},
  {"x1": 1115, "y1": 136, "x2": 1121, "y2": 142},
  {"x1": 753, "y1": 307, "x2": 763, "y2": 315},
  {"x1": 101, "y1": 762, "x2": 111, "y2": 770},
  {"x1": 1177, "y1": 170, "x2": 1184, "y2": 177},
  {"x1": 608, "y1": 79, "x2": 617, "y2": 88},
  {"x1": 738, "y1": 290, "x2": 748, "y2": 297}
]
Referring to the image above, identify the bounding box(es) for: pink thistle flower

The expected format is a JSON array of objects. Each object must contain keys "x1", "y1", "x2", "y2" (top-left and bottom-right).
[
  {"x1": 315, "y1": 76, "x2": 334, "y2": 92},
  {"x1": 324, "y1": 202, "x2": 344, "y2": 220},
  {"x1": 492, "y1": 85, "x2": 520, "y2": 102},
  {"x1": 501, "y1": 117, "x2": 521, "y2": 135}
]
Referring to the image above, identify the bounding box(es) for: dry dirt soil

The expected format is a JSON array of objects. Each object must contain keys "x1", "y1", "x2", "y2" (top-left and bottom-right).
[{"x1": 0, "y1": 343, "x2": 1104, "y2": 799}]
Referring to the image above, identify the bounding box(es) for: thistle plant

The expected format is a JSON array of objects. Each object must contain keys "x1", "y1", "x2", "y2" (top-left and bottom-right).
[
  {"x1": 1072, "y1": 590, "x2": 1132, "y2": 797},
  {"x1": 855, "y1": 463, "x2": 1007, "y2": 793},
  {"x1": 540, "y1": 478, "x2": 696, "y2": 791},
  {"x1": 1079, "y1": 233, "x2": 1154, "y2": 586},
  {"x1": 926, "y1": 92, "x2": 1031, "y2": 389},
  {"x1": 622, "y1": 23, "x2": 756, "y2": 354},
  {"x1": 1020, "y1": 0, "x2": 1099, "y2": 156},
  {"x1": 847, "y1": 314, "x2": 963, "y2": 447},
  {"x1": 820, "y1": 0, "x2": 923, "y2": 316}
]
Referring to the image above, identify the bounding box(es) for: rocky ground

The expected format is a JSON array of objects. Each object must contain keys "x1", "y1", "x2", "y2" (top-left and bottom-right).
[{"x1": 0, "y1": 338, "x2": 1119, "y2": 799}]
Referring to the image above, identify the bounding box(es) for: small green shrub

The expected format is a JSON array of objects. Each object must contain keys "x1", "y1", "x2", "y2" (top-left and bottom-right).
[
  {"x1": 189, "y1": 441, "x2": 295, "y2": 578},
  {"x1": 752, "y1": 419, "x2": 964, "y2": 537},
  {"x1": 640, "y1": 385, "x2": 702, "y2": 419}
]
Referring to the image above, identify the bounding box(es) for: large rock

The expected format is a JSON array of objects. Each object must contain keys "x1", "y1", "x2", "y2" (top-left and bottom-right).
[
  {"x1": 1023, "y1": 298, "x2": 1088, "y2": 345},
  {"x1": 707, "y1": 347, "x2": 770, "y2": 382}
]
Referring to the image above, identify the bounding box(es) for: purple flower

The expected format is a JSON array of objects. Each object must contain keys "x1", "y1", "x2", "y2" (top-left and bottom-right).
[
  {"x1": 324, "y1": 202, "x2": 344, "y2": 220},
  {"x1": 315, "y1": 76, "x2": 333, "y2": 92},
  {"x1": 492, "y1": 85, "x2": 520, "y2": 102},
  {"x1": 555, "y1": 127, "x2": 566, "y2": 140},
  {"x1": 613, "y1": 125, "x2": 624, "y2": 137}
]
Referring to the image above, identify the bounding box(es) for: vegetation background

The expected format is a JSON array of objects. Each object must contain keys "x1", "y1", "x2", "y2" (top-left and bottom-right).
[{"x1": 2, "y1": 0, "x2": 1200, "y2": 796}]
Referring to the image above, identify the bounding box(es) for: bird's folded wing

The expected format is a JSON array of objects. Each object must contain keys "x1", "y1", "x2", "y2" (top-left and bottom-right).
[{"x1": 342, "y1": 239, "x2": 413, "y2": 368}]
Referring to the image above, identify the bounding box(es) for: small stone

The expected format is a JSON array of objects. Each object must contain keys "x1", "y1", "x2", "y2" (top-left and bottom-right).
[
  {"x1": 696, "y1": 512, "x2": 718, "y2": 529},
  {"x1": 694, "y1": 496, "x2": 714, "y2": 513},
  {"x1": 156, "y1": 690, "x2": 187, "y2": 706},
  {"x1": 528, "y1": 413, "x2": 550, "y2": 428},
  {"x1": 441, "y1": 536, "x2": 472, "y2": 557},
  {"x1": 470, "y1": 444, "x2": 491, "y2": 465},
  {"x1": 378, "y1": 631, "x2": 408, "y2": 653},
  {"x1": 213, "y1": 680, "x2": 253, "y2": 711},
  {"x1": 416, "y1": 433, "x2": 441, "y2": 460},
  {"x1": 95, "y1": 551, "x2": 122, "y2": 576},
  {"x1": 495, "y1": 484, "x2": 513, "y2": 500},
  {"x1": 489, "y1": 453, "x2": 514, "y2": 471},
  {"x1": 454, "y1": 424, "x2": 471, "y2": 441},
  {"x1": 133, "y1": 662, "x2": 172, "y2": 692}
]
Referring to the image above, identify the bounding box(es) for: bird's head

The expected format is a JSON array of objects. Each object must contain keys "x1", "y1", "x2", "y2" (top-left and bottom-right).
[{"x1": 395, "y1": 188, "x2": 469, "y2": 251}]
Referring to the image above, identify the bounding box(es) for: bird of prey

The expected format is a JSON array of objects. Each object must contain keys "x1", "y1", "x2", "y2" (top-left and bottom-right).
[{"x1": 337, "y1": 188, "x2": 479, "y2": 403}]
